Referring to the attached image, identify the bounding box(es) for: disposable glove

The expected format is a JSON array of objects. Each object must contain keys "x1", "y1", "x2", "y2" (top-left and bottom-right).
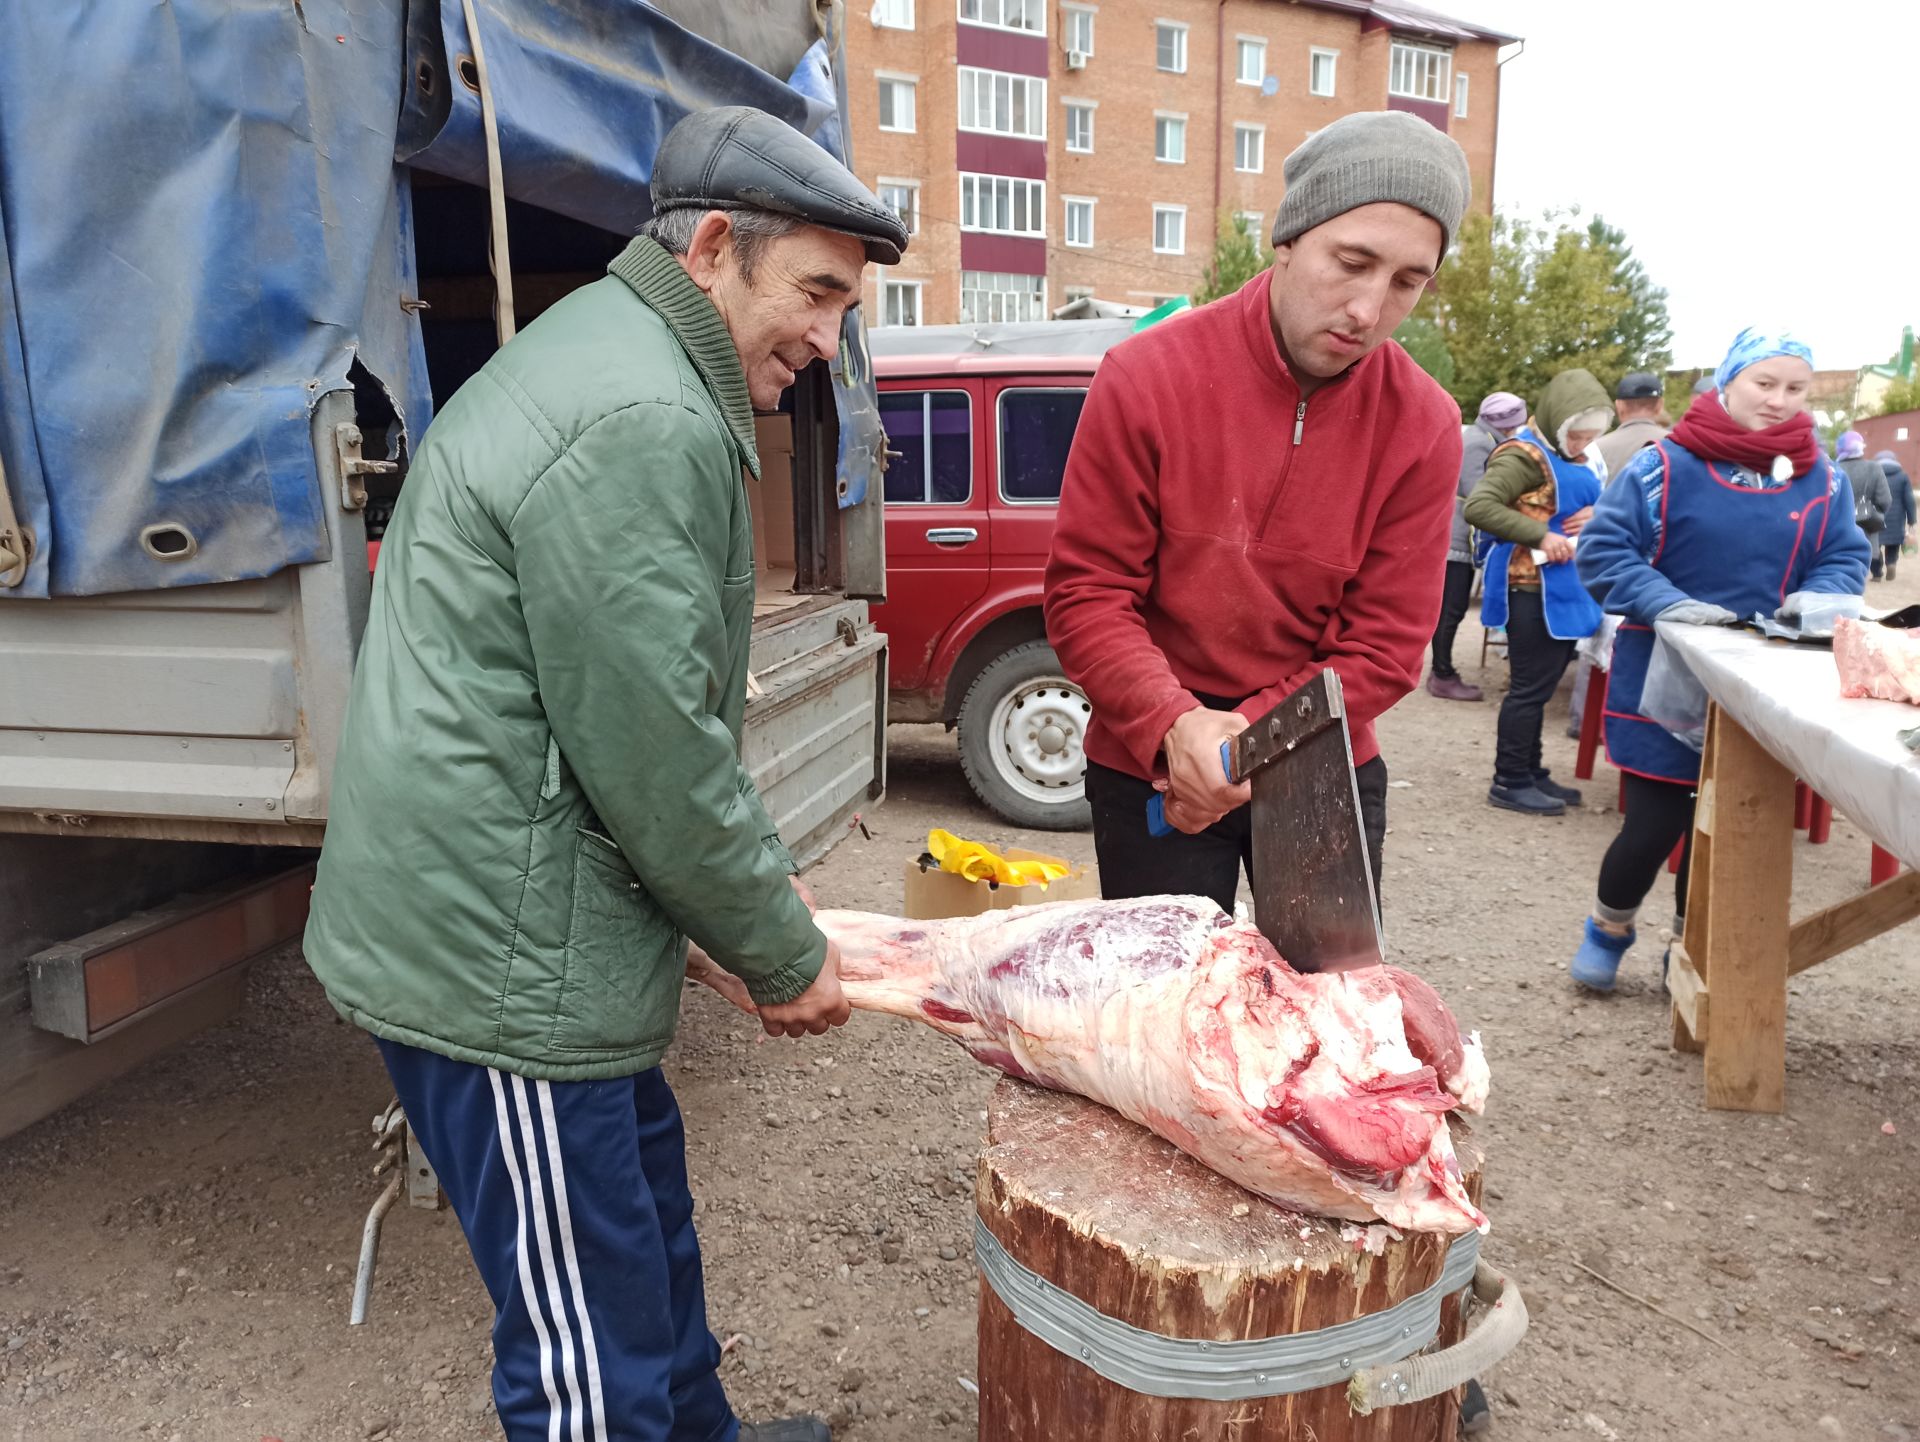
[
  {"x1": 1657, "y1": 599, "x2": 1739, "y2": 627},
  {"x1": 1776, "y1": 591, "x2": 1864, "y2": 627}
]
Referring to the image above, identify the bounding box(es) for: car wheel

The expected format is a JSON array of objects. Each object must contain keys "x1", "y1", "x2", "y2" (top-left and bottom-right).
[{"x1": 956, "y1": 640, "x2": 1092, "y2": 831}]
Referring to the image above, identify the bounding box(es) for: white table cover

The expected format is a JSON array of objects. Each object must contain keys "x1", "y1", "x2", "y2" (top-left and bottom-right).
[{"x1": 1656, "y1": 621, "x2": 1920, "y2": 868}]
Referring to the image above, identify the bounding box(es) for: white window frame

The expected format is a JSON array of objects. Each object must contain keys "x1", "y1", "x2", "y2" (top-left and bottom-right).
[
  {"x1": 1152, "y1": 203, "x2": 1186, "y2": 256},
  {"x1": 1233, "y1": 122, "x2": 1264, "y2": 174},
  {"x1": 1388, "y1": 40, "x2": 1451, "y2": 102},
  {"x1": 1063, "y1": 195, "x2": 1096, "y2": 248},
  {"x1": 1064, "y1": 285, "x2": 1095, "y2": 303},
  {"x1": 1236, "y1": 210, "x2": 1265, "y2": 252},
  {"x1": 960, "y1": 270, "x2": 1048, "y2": 324},
  {"x1": 1155, "y1": 20, "x2": 1187, "y2": 74},
  {"x1": 876, "y1": 177, "x2": 921, "y2": 235},
  {"x1": 880, "y1": 279, "x2": 924, "y2": 327},
  {"x1": 1063, "y1": 98, "x2": 1095, "y2": 153},
  {"x1": 1455, "y1": 71, "x2": 1470, "y2": 117},
  {"x1": 959, "y1": 171, "x2": 1047, "y2": 238},
  {"x1": 958, "y1": 0, "x2": 1044, "y2": 35},
  {"x1": 873, "y1": 0, "x2": 915, "y2": 30},
  {"x1": 1309, "y1": 46, "x2": 1338, "y2": 97},
  {"x1": 1062, "y1": 3, "x2": 1095, "y2": 55},
  {"x1": 1154, "y1": 111, "x2": 1187, "y2": 164},
  {"x1": 958, "y1": 66, "x2": 1048, "y2": 140},
  {"x1": 876, "y1": 72, "x2": 918, "y2": 132},
  {"x1": 1236, "y1": 36, "x2": 1266, "y2": 86}
]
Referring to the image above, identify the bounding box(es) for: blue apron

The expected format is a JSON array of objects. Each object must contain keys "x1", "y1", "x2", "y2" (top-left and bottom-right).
[
  {"x1": 1480, "y1": 431, "x2": 1604, "y2": 641},
  {"x1": 1605, "y1": 440, "x2": 1840, "y2": 784}
]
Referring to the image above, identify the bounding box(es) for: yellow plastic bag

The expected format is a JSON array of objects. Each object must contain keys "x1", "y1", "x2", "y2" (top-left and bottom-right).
[{"x1": 926, "y1": 829, "x2": 1070, "y2": 889}]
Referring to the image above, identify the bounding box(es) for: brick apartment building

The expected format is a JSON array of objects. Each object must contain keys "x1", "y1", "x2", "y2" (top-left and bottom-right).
[{"x1": 844, "y1": 0, "x2": 1517, "y2": 326}]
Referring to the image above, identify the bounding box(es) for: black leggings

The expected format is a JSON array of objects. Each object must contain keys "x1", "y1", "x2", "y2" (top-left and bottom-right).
[
  {"x1": 1597, "y1": 772, "x2": 1697, "y2": 916},
  {"x1": 1430, "y1": 559, "x2": 1475, "y2": 679},
  {"x1": 1494, "y1": 588, "x2": 1576, "y2": 781}
]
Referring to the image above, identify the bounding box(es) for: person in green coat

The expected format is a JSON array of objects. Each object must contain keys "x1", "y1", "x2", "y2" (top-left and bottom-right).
[{"x1": 303, "y1": 109, "x2": 908, "y2": 1442}]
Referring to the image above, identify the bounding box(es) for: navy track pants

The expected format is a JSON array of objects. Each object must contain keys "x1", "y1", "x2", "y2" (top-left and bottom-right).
[{"x1": 376, "y1": 1038, "x2": 737, "y2": 1442}]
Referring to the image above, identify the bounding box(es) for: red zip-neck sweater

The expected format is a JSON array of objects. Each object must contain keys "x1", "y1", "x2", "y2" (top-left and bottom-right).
[{"x1": 1043, "y1": 268, "x2": 1463, "y2": 779}]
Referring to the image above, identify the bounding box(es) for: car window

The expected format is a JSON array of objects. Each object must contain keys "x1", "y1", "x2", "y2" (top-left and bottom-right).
[
  {"x1": 998, "y1": 388, "x2": 1087, "y2": 502},
  {"x1": 877, "y1": 390, "x2": 972, "y2": 504}
]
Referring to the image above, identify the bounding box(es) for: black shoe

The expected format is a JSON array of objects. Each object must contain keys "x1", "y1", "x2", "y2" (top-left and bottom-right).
[
  {"x1": 738, "y1": 1418, "x2": 831, "y2": 1442},
  {"x1": 1532, "y1": 769, "x2": 1583, "y2": 807},
  {"x1": 1460, "y1": 1377, "x2": 1492, "y2": 1435},
  {"x1": 1488, "y1": 778, "x2": 1566, "y2": 815}
]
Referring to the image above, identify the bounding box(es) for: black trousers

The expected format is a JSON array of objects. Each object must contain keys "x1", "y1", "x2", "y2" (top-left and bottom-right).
[
  {"x1": 1086, "y1": 692, "x2": 1389, "y2": 920},
  {"x1": 1430, "y1": 559, "x2": 1475, "y2": 679},
  {"x1": 1494, "y1": 588, "x2": 1575, "y2": 782},
  {"x1": 1597, "y1": 772, "x2": 1696, "y2": 916}
]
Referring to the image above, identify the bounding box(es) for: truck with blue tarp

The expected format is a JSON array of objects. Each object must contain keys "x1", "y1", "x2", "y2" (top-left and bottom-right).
[{"x1": 0, "y1": 0, "x2": 890, "y2": 1136}]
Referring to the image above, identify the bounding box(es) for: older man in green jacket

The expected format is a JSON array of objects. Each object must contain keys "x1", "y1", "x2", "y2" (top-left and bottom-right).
[{"x1": 304, "y1": 109, "x2": 907, "y2": 1442}]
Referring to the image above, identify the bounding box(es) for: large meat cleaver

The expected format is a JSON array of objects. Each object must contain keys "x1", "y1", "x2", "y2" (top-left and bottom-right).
[{"x1": 1147, "y1": 670, "x2": 1384, "y2": 972}]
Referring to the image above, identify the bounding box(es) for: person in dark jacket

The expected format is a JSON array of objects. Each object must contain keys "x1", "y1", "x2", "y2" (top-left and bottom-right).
[
  {"x1": 1463, "y1": 370, "x2": 1613, "y2": 815},
  {"x1": 1566, "y1": 328, "x2": 1870, "y2": 991},
  {"x1": 1837, "y1": 429, "x2": 1892, "y2": 545},
  {"x1": 1871, "y1": 450, "x2": 1916, "y2": 581},
  {"x1": 1428, "y1": 391, "x2": 1526, "y2": 702},
  {"x1": 1594, "y1": 371, "x2": 1670, "y2": 477}
]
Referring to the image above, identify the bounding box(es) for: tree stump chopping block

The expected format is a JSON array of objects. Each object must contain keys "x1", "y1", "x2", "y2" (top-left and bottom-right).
[{"x1": 976, "y1": 1078, "x2": 1485, "y2": 1442}]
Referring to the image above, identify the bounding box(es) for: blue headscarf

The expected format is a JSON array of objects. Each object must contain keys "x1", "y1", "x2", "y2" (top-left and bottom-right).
[{"x1": 1714, "y1": 327, "x2": 1814, "y2": 392}]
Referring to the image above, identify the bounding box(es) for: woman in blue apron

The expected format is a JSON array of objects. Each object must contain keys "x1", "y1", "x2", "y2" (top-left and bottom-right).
[
  {"x1": 1463, "y1": 369, "x2": 1611, "y2": 815},
  {"x1": 1567, "y1": 329, "x2": 1872, "y2": 990}
]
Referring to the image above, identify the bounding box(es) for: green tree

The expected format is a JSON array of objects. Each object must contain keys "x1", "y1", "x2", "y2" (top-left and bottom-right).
[
  {"x1": 1874, "y1": 374, "x2": 1920, "y2": 416},
  {"x1": 1194, "y1": 211, "x2": 1264, "y2": 306},
  {"x1": 1392, "y1": 315, "x2": 1455, "y2": 389},
  {"x1": 1410, "y1": 210, "x2": 1674, "y2": 414}
]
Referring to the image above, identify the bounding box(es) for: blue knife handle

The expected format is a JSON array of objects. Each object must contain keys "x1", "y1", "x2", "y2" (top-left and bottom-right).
[{"x1": 1146, "y1": 740, "x2": 1235, "y2": 836}]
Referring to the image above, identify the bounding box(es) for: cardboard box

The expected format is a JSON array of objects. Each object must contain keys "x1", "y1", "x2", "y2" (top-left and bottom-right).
[
  {"x1": 753, "y1": 415, "x2": 797, "y2": 570},
  {"x1": 903, "y1": 848, "x2": 1099, "y2": 920}
]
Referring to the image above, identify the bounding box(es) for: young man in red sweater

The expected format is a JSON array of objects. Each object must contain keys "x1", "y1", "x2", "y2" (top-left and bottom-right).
[
  {"x1": 1044, "y1": 110, "x2": 1485, "y2": 1435},
  {"x1": 1045, "y1": 110, "x2": 1471, "y2": 925}
]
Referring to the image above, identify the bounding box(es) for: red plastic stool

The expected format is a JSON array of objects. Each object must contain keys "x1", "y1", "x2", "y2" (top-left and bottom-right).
[
  {"x1": 1808, "y1": 792, "x2": 1833, "y2": 845},
  {"x1": 1575, "y1": 664, "x2": 1607, "y2": 781},
  {"x1": 1871, "y1": 845, "x2": 1902, "y2": 886}
]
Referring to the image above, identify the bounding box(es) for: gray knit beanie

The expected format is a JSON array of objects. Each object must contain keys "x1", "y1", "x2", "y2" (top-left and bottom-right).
[{"x1": 1271, "y1": 111, "x2": 1472, "y2": 258}]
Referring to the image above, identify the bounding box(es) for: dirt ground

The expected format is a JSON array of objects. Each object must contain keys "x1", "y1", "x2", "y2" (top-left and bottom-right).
[{"x1": 4, "y1": 579, "x2": 1919, "y2": 1442}]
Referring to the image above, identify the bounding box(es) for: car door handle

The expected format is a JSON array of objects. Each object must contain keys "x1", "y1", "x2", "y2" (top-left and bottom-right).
[{"x1": 925, "y1": 528, "x2": 978, "y2": 545}]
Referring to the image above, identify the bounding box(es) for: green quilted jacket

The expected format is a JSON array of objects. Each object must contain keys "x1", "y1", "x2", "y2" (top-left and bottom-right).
[{"x1": 304, "y1": 238, "x2": 826, "y2": 1079}]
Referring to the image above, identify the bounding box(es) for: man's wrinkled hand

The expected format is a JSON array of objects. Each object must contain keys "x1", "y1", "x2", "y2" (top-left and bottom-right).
[
  {"x1": 1153, "y1": 780, "x2": 1230, "y2": 835},
  {"x1": 756, "y1": 939, "x2": 851, "y2": 1039},
  {"x1": 790, "y1": 873, "x2": 818, "y2": 913},
  {"x1": 1162, "y1": 707, "x2": 1251, "y2": 823}
]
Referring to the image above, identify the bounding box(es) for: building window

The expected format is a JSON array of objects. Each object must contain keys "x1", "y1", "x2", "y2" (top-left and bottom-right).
[
  {"x1": 1063, "y1": 4, "x2": 1094, "y2": 55},
  {"x1": 1064, "y1": 285, "x2": 1094, "y2": 302},
  {"x1": 1000, "y1": 389, "x2": 1088, "y2": 502},
  {"x1": 1310, "y1": 47, "x2": 1337, "y2": 97},
  {"x1": 1064, "y1": 196, "x2": 1095, "y2": 247},
  {"x1": 878, "y1": 75, "x2": 917, "y2": 132},
  {"x1": 1237, "y1": 38, "x2": 1266, "y2": 86},
  {"x1": 1152, "y1": 204, "x2": 1186, "y2": 255},
  {"x1": 1155, "y1": 112, "x2": 1187, "y2": 164},
  {"x1": 878, "y1": 390, "x2": 971, "y2": 504},
  {"x1": 1234, "y1": 123, "x2": 1263, "y2": 173},
  {"x1": 1236, "y1": 210, "x2": 1264, "y2": 252},
  {"x1": 1388, "y1": 41, "x2": 1451, "y2": 102},
  {"x1": 874, "y1": 0, "x2": 914, "y2": 28},
  {"x1": 877, "y1": 179, "x2": 920, "y2": 234},
  {"x1": 1156, "y1": 21, "x2": 1186, "y2": 73},
  {"x1": 880, "y1": 280, "x2": 923, "y2": 327},
  {"x1": 959, "y1": 0, "x2": 1043, "y2": 34},
  {"x1": 961, "y1": 270, "x2": 1046, "y2": 323},
  {"x1": 1064, "y1": 100, "x2": 1095, "y2": 153},
  {"x1": 960, "y1": 172, "x2": 1047, "y2": 237},
  {"x1": 958, "y1": 67, "x2": 1047, "y2": 140},
  {"x1": 1455, "y1": 72, "x2": 1470, "y2": 117}
]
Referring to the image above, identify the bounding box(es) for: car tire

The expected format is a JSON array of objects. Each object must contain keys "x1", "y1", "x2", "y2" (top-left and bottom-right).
[{"x1": 956, "y1": 640, "x2": 1092, "y2": 831}]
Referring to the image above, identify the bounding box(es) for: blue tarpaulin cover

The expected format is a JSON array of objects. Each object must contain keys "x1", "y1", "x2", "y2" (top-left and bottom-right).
[{"x1": 0, "y1": 0, "x2": 874, "y2": 599}]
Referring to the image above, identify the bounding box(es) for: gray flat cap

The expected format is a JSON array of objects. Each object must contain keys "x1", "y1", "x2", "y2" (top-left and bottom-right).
[
  {"x1": 1272, "y1": 111, "x2": 1471, "y2": 259},
  {"x1": 651, "y1": 106, "x2": 909, "y2": 265}
]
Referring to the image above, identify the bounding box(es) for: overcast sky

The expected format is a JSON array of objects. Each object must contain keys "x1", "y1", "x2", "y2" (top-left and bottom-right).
[{"x1": 1459, "y1": 0, "x2": 1917, "y2": 372}]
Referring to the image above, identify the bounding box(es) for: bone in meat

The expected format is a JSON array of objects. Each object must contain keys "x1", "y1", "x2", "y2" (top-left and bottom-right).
[{"x1": 823, "y1": 896, "x2": 1488, "y2": 1234}]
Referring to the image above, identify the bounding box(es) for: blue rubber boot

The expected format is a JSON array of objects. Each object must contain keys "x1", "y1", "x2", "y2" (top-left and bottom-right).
[{"x1": 1569, "y1": 917, "x2": 1634, "y2": 992}]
